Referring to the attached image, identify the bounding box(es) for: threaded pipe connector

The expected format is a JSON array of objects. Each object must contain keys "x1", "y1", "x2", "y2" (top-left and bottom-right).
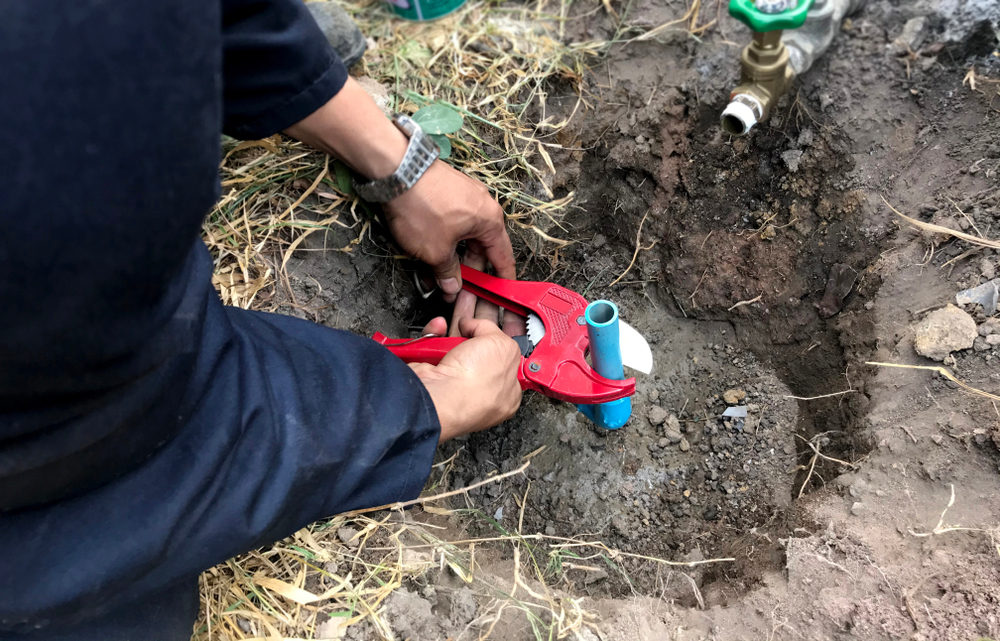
[{"x1": 720, "y1": 94, "x2": 763, "y2": 136}]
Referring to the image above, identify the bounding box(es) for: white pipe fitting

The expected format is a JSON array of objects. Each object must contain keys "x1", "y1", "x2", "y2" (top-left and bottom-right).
[{"x1": 720, "y1": 94, "x2": 763, "y2": 136}]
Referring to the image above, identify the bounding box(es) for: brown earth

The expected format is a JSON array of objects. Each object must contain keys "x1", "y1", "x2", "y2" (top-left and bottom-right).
[{"x1": 278, "y1": 0, "x2": 1000, "y2": 638}]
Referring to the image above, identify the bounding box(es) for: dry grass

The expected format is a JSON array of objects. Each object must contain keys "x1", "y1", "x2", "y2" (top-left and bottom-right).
[{"x1": 194, "y1": 459, "x2": 734, "y2": 641}]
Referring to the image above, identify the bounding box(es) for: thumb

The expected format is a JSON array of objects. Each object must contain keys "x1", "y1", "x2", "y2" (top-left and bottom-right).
[{"x1": 433, "y1": 251, "x2": 463, "y2": 302}]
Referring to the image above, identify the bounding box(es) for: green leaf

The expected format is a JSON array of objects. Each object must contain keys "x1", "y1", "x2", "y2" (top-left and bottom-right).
[
  {"x1": 398, "y1": 41, "x2": 432, "y2": 68},
  {"x1": 333, "y1": 160, "x2": 354, "y2": 196},
  {"x1": 429, "y1": 134, "x2": 452, "y2": 160},
  {"x1": 411, "y1": 104, "x2": 464, "y2": 135}
]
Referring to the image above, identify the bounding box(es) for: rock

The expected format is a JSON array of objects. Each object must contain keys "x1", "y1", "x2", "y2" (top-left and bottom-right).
[
  {"x1": 982, "y1": 258, "x2": 997, "y2": 281},
  {"x1": 664, "y1": 414, "x2": 683, "y2": 443},
  {"x1": 987, "y1": 334, "x2": 1000, "y2": 346},
  {"x1": 648, "y1": 405, "x2": 668, "y2": 426},
  {"x1": 306, "y1": 1, "x2": 367, "y2": 68},
  {"x1": 974, "y1": 336, "x2": 990, "y2": 351},
  {"x1": 679, "y1": 437, "x2": 691, "y2": 452},
  {"x1": 891, "y1": 16, "x2": 927, "y2": 56},
  {"x1": 545, "y1": 524, "x2": 556, "y2": 536},
  {"x1": 723, "y1": 389, "x2": 746, "y2": 405},
  {"x1": 649, "y1": 389, "x2": 660, "y2": 402},
  {"x1": 658, "y1": 437, "x2": 669, "y2": 448},
  {"x1": 703, "y1": 504, "x2": 719, "y2": 521},
  {"x1": 317, "y1": 617, "x2": 347, "y2": 640},
  {"x1": 913, "y1": 305, "x2": 977, "y2": 361},
  {"x1": 979, "y1": 318, "x2": 1000, "y2": 336},
  {"x1": 385, "y1": 588, "x2": 440, "y2": 641},
  {"x1": 816, "y1": 264, "x2": 858, "y2": 318},
  {"x1": 337, "y1": 527, "x2": 360, "y2": 548},
  {"x1": 850, "y1": 501, "x2": 865, "y2": 516},
  {"x1": 931, "y1": 434, "x2": 943, "y2": 445},
  {"x1": 781, "y1": 149, "x2": 804, "y2": 172},
  {"x1": 956, "y1": 280, "x2": 1000, "y2": 315}
]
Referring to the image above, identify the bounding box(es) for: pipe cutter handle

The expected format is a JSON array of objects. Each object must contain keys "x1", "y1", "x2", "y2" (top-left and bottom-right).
[
  {"x1": 372, "y1": 265, "x2": 636, "y2": 405},
  {"x1": 373, "y1": 332, "x2": 635, "y2": 404}
]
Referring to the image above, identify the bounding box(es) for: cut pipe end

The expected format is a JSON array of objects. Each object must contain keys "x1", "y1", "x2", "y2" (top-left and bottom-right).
[{"x1": 721, "y1": 100, "x2": 759, "y2": 136}]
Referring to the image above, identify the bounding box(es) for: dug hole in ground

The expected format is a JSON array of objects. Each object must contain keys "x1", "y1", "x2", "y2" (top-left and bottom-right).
[{"x1": 197, "y1": 0, "x2": 1000, "y2": 639}]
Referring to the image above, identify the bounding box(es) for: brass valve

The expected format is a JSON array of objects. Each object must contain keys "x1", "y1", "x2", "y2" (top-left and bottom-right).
[{"x1": 721, "y1": 30, "x2": 794, "y2": 136}]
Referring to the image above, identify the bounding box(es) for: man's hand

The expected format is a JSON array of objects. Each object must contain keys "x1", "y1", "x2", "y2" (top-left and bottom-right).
[
  {"x1": 409, "y1": 316, "x2": 522, "y2": 442},
  {"x1": 383, "y1": 162, "x2": 514, "y2": 303},
  {"x1": 284, "y1": 78, "x2": 523, "y2": 334}
]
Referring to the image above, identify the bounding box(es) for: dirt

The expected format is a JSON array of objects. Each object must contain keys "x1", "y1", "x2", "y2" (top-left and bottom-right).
[{"x1": 278, "y1": 0, "x2": 1000, "y2": 638}]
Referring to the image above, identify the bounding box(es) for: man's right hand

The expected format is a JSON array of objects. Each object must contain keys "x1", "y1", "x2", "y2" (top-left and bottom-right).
[{"x1": 408, "y1": 317, "x2": 522, "y2": 442}]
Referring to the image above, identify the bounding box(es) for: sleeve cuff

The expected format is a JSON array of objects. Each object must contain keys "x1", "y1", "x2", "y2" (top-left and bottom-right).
[{"x1": 224, "y1": 56, "x2": 348, "y2": 140}]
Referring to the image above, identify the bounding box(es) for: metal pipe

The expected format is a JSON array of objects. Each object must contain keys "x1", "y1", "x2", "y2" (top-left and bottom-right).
[
  {"x1": 577, "y1": 300, "x2": 632, "y2": 430},
  {"x1": 722, "y1": 30, "x2": 793, "y2": 136},
  {"x1": 721, "y1": 0, "x2": 866, "y2": 136}
]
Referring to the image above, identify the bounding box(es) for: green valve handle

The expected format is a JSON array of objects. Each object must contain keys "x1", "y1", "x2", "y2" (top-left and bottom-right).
[{"x1": 728, "y1": 0, "x2": 815, "y2": 32}]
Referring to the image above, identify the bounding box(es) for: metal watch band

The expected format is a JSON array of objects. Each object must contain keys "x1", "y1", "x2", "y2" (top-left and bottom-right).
[{"x1": 353, "y1": 114, "x2": 439, "y2": 203}]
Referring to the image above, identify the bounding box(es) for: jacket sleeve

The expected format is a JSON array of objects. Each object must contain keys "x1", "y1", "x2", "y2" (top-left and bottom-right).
[{"x1": 222, "y1": 0, "x2": 348, "y2": 139}]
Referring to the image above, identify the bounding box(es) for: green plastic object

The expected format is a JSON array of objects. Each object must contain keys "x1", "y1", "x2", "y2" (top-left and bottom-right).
[{"x1": 728, "y1": 0, "x2": 815, "y2": 32}]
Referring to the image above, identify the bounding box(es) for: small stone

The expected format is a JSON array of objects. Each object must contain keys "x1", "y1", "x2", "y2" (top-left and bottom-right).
[
  {"x1": 324, "y1": 560, "x2": 340, "y2": 576},
  {"x1": 337, "y1": 527, "x2": 360, "y2": 548},
  {"x1": 982, "y1": 258, "x2": 997, "y2": 280},
  {"x1": 703, "y1": 504, "x2": 719, "y2": 521},
  {"x1": 545, "y1": 524, "x2": 556, "y2": 536},
  {"x1": 648, "y1": 405, "x2": 668, "y2": 426},
  {"x1": 850, "y1": 502, "x2": 865, "y2": 516},
  {"x1": 781, "y1": 149, "x2": 804, "y2": 173},
  {"x1": 987, "y1": 334, "x2": 1000, "y2": 346},
  {"x1": 891, "y1": 16, "x2": 927, "y2": 56},
  {"x1": 649, "y1": 389, "x2": 660, "y2": 402},
  {"x1": 865, "y1": 300, "x2": 875, "y2": 310},
  {"x1": 658, "y1": 437, "x2": 670, "y2": 448},
  {"x1": 931, "y1": 434, "x2": 943, "y2": 445},
  {"x1": 306, "y1": 1, "x2": 367, "y2": 68},
  {"x1": 663, "y1": 414, "x2": 683, "y2": 443},
  {"x1": 559, "y1": 434, "x2": 571, "y2": 444},
  {"x1": 913, "y1": 305, "x2": 977, "y2": 361},
  {"x1": 979, "y1": 318, "x2": 1000, "y2": 336},
  {"x1": 974, "y1": 336, "x2": 990, "y2": 351},
  {"x1": 679, "y1": 437, "x2": 690, "y2": 452},
  {"x1": 723, "y1": 389, "x2": 747, "y2": 405}
]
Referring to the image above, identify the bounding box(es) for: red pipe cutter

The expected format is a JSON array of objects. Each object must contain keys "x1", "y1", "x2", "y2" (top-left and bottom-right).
[{"x1": 372, "y1": 265, "x2": 636, "y2": 404}]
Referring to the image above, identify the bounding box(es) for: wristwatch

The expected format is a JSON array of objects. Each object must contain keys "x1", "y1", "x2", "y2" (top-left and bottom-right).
[{"x1": 353, "y1": 114, "x2": 440, "y2": 203}]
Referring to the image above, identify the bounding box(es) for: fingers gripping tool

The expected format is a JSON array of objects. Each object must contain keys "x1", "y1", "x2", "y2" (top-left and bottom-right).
[{"x1": 373, "y1": 266, "x2": 653, "y2": 428}]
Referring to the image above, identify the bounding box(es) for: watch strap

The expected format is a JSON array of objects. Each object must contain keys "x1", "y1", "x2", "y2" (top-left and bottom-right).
[{"x1": 354, "y1": 115, "x2": 439, "y2": 203}]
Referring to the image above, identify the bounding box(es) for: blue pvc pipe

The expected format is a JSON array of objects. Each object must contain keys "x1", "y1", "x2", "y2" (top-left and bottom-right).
[{"x1": 576, "y1": 300, "x2": 632, "y2": 430}]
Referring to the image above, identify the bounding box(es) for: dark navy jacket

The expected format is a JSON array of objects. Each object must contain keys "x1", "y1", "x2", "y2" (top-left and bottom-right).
[{"x1": 0, "y1": 0, "x2": 439, "y2": 631}]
